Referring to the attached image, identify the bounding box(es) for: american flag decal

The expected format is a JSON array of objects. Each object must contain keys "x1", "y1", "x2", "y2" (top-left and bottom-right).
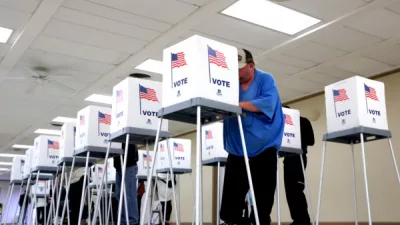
[
  {"x1": 98, "y1": 112, "x2": 111, "y2": 125},
  {"x1": 364, "y1": 84, "x2": 379, "y2": 101},
  {"x1": 205, "y1": 130, "x2": 213, "y2": 139},
  {"x1": 284, "y1": 114, "x2": 294, "y2": 126},
  {"x1": 48, "y1": 140, "x2": 60, "y2": 149},
  {"x1": 139, "y1": 85, "x2": 159, "y2": 102},
  {"x1": 208, "y1": 46, "x2": 228, "y2": 69},
  {"x1": 143, "y1": 153, "x2": 152, "y2": 162},
  {"x1": 171, "y1": 52, "x2": 187, "y2": 69},
  {"x1": 160, "y1": 144, "x2": 165, "y2": 152},
  {"x1": 333, "y1": 89, "x2": 349, "y2": 102},
  {"x1": 116, "y1": 90, "x2": 123, "y2": 103},
  {"x1": 173, "y1": 142, "x2": 184, "y2": 152},
  {"x1": 80, "y1": 115, "x2": 85, "y2": 126}
]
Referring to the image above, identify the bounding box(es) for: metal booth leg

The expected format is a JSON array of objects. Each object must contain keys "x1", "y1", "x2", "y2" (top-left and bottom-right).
[
  {"x1": 387, "y1": 138, "x2": 400, "y2": 184},
  {"x1": 166, "y1": 138, "x2": 180, "y2": 225},
  {"x1": 350, "y1": 142, "x2": 358, "y2": 225},
  {"x1": 12, "y1": 183, "x2": 24, "y2": 225},
  {"x1": 316, "y1": 141, "x2": 327, "y2": 225},
  {"x1": 216, "y1": 162, "x2": 221, "y2": 225},
  {"x1": 117, "y1": 134, "x2": 131, "y2": 225},
  {"x1": 119, "y1": 154, "x2": 130, "y2": 224},
  {"x1": 237, "y1": 114, "x2": 260, "y2": 225},
  {"x1": 301, "y1": 154, "x2": 315, "y2": 225},
  {"x1": 55, "y1": 162, "x2": 66, "y2": 225},
  {"x1": 34, "y1": 171, "x2": 41, "y2": 225},
  {"x1": 2, "y1": 183, "x2": 13, "y2": 225},
  {"x1": 77, "y1": 151, "x2": 91, "y2": 224},
  {"x1": 60, "y1": 156, "x2": 75, "y2": 225},
  {"x1": 360, "y1": 134, "x2": 372, "y2": 225},
  {"x1": 19, "y1": 174, "x2": 32, "y2": 225},
  {"x1": 195, "y1": 106, "x2": 203, "y2": 225},
  {"x1": 276, "y1": 154, "x2": 280, "y2": 225}
]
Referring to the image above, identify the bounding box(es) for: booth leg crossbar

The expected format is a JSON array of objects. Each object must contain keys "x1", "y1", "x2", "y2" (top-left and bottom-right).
[{"x1": 316, "y1": 128, "x2": 400, "y2": 225}]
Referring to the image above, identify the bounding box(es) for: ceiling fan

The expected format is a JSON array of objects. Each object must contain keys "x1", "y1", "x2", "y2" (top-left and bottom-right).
[{"x1": 4, "y1": 65, "x2": 77, "y2": 94}]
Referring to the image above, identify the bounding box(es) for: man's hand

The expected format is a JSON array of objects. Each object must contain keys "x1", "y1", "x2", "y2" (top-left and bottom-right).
[{"x1": 239, "y1": 102, "x2": 261, "y2": 113}]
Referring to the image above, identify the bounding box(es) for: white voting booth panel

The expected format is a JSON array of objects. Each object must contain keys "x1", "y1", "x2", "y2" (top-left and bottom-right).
[
  {"x1": 91, "y1": 164, "x2": 105, "y2": 185},
  {"x1": 32, "y1": 135, "x2": 60, "y2": 168},
  {"x1": 75, "y1": 105, "x2": 121, "y2": 150},
  {"x1": 325, "y1": 76, "x2": 388, "y2": 133},
  {"x1": 157, "y1": 139, "x2": 191, "y2": 171},
  {"x1": 23, "y1": 148, "x2": 33, "y2": 179},
  {"x1": 162, "y1": 35, "x2": 239, "y2": 108},
  {"x1": 281, "y1": 108, "x2": 301, "y2": 150},
  {"x1": 201, "y1": 122, "x2": 228, "y2": 161},
  {"x1": 137, "y1": 150, "x2": 157, "y2": 178},
  {"x1": 10, "y1": 156, "x2": 25, "y2": 181},
  {"x1": 30, "y1": 180, "x2": 51, "y2": 196},
  {"x1": 111, "y1": 77, "x2": 168, "y2": 133},
  {"x1": 106, "y1": 158, "x2": 116, "y2": 183},
  {"x1": 60, "y1": 122, "x2": 76, "y2": 158}
]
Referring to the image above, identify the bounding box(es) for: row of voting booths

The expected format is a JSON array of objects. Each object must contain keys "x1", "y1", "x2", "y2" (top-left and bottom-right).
[{"x1": 2, "y1": 34, "x2": 399, "y2": 225}]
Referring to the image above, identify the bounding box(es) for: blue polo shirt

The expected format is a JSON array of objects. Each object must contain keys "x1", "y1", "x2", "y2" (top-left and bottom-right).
[{"x1": 223, "y1": 69, "x2": 284, "y2": 157}]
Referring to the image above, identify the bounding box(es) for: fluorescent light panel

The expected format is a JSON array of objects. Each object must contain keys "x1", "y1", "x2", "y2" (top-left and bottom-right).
[
  {"x1": 0, "y1": 154, "x2": 25, "y2": 158},
  {"x1": 85, "y1": 94, "x2": 112, "y2": 105},
  {"x1": 52, "y1": 116, "x2": 76, "y2": 123},
  {"x1": 0, "y1": 162, "x2": 12, "y2": 166},
  {"x1": 135, "y1": 59, "x2": 163, "y2": 74},
  {"x1": 0, "y1": 168, "x2": 10, "y2": 171},
  {"x1": 221, "y1": 0, "x2": 321, "y2": 35},
  {"x1": 0, "y1": 27, "x2": 12, "y2": 43},
  {"x1": 12, "y1": 144, "x2": 33, "y2": 149},
  {"x1": 34, "y1": 129, "x2": 61, "y2": 136}
]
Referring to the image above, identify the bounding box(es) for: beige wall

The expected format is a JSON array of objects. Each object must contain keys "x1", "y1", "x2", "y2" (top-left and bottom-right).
[{"x1": 143, "y1": 72, "x2": 400, "y2": 223}]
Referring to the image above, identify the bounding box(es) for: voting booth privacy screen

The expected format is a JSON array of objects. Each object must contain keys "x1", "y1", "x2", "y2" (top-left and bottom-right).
[
  {"x1": 201, "y1": 122, "x2": 228, "y2": 162},
  {"x1": 60, "y1": 122, "x2": 76, "y2": 159},
  {"x1": 10, "y1": 156, "x2": 25, "y2": 181},
  {"x1": 32, "y1": 135, "x2": 60, "y2": 168},
  {"x1": 137, "y1": 150, "x2": 157, "y2": 178},
  {"x1": 281, "y1": 108, "x2": 301, "y2": 150},
  {"x1": 23, "y1": 148, "x2": 32, "y2": 179},
  {"x1": 75, "y1": 105, "x2": 121, "y2": 150},
  {"x1": 106, "y1": 158, "x2": 116, "y2": 183},
  {"x1": 31, "y1": 180, "x2": 51, "y2": 196},
  {"x1": 157, "y1": 139, "x2": 191, "y2": 171},
  {"x1": 162, "y1": 35, "x2": 239, "y2": 108},
  {"x1": 91, "y1": 164, "x2": 105, "y2": 185},
  {"x1": 111, "y1": 77, "x2": 168, "y2": 133},
  {"x1": 325, "y1": 76, "x2": 388, "y2": 133}
]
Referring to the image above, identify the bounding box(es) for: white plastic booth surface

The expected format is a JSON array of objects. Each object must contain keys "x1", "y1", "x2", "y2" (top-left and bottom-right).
[
  {"x1": 23, "y1": 148, "x2": 33, "y2": 179},
  {"x1": 157, "y1": 139, "x2": 192, "y2": 173},
  {"x1": 10, "y1": 156, "x2": 26, "y2": 182},
  {"x1": 201, "y1": 122, "x2": 228, "y2": 164},
  {"x1": 280, "y1": 107, "x2": 302, "y2": 153},
  {"x1": 137, "y1": 150, "x2": 157, "y2": 179},
  {"x1": 60, "y1": 122, "x2": 76, "y2": 159},
  {"x1": 32, "y1": 135, "x2": 60, "y2": 169}
]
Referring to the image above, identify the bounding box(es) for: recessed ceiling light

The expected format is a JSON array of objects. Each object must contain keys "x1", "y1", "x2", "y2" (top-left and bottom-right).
[
  {"x1": 135, "y1": 59, "x2": 163, "y2": 74},
  {"x1": 0, "y1": 168, "x2": 10, "y2": 171},
  {"x1": 12, "y1": 144, "x2": 33, "y2": 149},
  {"x1": 34, "y1": 129, "x2": 61, "y2": 136},
  {"x1": 0, "y1": 154, "x2": 25, "y2": 158},
  {"x1": 52, "y1": 116, "x2": 77, "y2": 124},
  {"x1": 0, "y1": 27, "x2": 12, "y2": 43},
  {"x1": 221, "y1": 0, "x2": 321, "y2": 35},
  {"x1": 0, "y1": 162, "x2": 12, "y2": 166},
  {"x1": 85, "y1": 94, "x2": 112, "y2": 105}
]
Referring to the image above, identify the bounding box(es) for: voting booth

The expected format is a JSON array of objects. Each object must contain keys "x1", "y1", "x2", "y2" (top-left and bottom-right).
[
  {"x1": 60, "y1": 122, "x2": 76, "y2": 159},
  {"x1": 280, "y1": 108, "x2": 302, "y2": 155},
  {"x1": 23, "y1": 148, "x2": 32, "y2": 179},
  {"x1": 31, "y1": 135, "x2": 60, "y2": 169},
  {"x1": 201, "y1": 122, "x2": 227, "y2": 165},
  {"x1": 31, "y1": 180, "x2": 51, "y2": 197},
  {"x1": 137, "y1": 150, "x2": 158, "y2": 180},
  {"x1": 157, "y1": 139, "x2": 191, "y2": 174},
  {"x1": 91, "y1": 164, "x2": 105, "y2": 186},
  {"x1": 162, "y1": 35, "x2": 239, "y2": 109},
  {"x1": 325, "y1": 75, "x2": 388, "y2": 133},
  {"x1": 111, "y1": 77, "x2": 168, "y2": 134},
  {"x1": 106, "y1": 158, "x2": 116, "y2": 184},
  {"x1": 75, "y1": 105, "x2": 121, "y2": 151},
  {"x1": 10, "y1": 156, "x2": 25, "y2": 182}
]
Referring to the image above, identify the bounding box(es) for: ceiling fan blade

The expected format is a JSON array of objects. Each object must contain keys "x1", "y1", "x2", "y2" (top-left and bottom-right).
[
  {"x1": 22, "y1": 66, "x2": 39, "y2": 76},
  {"x1": 48, "y1": 80, "x2": 76, "y2": 94},
  {"x1": 49, "y1": 73, "x2": 75, "y2": 79},
  {"x1": 25, "y1": 81, "x2": 39, "y2": 94},
  {"x1": 3, "y1": 76, "x2": 29, "y2": 81}
]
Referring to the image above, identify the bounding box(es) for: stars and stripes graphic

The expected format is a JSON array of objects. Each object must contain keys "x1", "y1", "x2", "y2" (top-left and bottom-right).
[
  {"x1": 48, "y1": 140, "x2": 59, "y2": 149},
  {"x1": 116, "y1": 90, "x2": 123, "y2": 103},
  {"x1": 139, "y1": 85, "x2": 158, "y2": 102},
  {"x1": 333, "y1": 89, "x2": 349, "y2": 102},
  {"x1": 173, "y1": 142, "x2": 184, "y2": 152},
  {"x1": 143, "y1": 153, "x2": 152, "y2": 162},
  {"x1": 80, "y1": 115, "x2": 85, "y2": 126},
  {"x1": 364, "y1": 84, "x2": 379, "y2": 101},
  {"x1": 98, "y1": 112, "x2": 111, "y2": 125},
  {"x1": 21, "y1": 159, "x2": 25, "y2": 167},
  {"x1": 98, "y1": 167, "x2": 103, "y2": 174},
  {"x1": 208, "y1": 46, "x2": 228, "y2": 69},
  {"x1": 284, "y1": 114, "x2": 294, "y2": 126},
  {"x1": 171, "y1": 52, "x2": 187, "y2": 69},
  {"x1": 205, "y1": 130, "x2": 213, "y2": 139},
  {"x1": 160, "y1": 144, "x2": 165, "y2": 152}
]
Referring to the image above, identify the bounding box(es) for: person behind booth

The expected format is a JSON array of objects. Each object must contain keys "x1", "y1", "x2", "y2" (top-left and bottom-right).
[
  {"x1": 113, "y1": 143, "x2": 139, "y2": 225},
  {"x1": 220, "y1": 48, "x2": 285, "y2": 225},
  {"x1": 282, "y1": 105, "x2": 315, "y2": 225},
  {"x1": 156, "y1": 173, "x2": 177, "y2": 225},
  {"x1": 18, "y1": 192, "x2": 30, "y2": 223},
  {"x1": 36, "y1": 197, "x2": 49, "y2": 225},
  {"x1": 137, "y1": 180, "x2": 145, "y2": 224}
]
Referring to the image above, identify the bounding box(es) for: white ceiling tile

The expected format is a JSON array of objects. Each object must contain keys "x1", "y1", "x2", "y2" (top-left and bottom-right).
[
  {"x1": 256, "y1": 60, "x2": 305, "y2": 76},
  {"x1": 262, "y1": 53, "x2": 317, "y2": 69},
  {"x1": 361, "y1": 43, "x2": 400, "y2": 66},
  {"x1": 0, "y1": 6, "x2": 32, "y2": 30},
  {"x1": 278, "y1": 0, "x2": 367, "y2": 20},
  {"x1": 276, "y1": 77, "x2": 321, "y2": 94},
  {"x1": 43, "y1": 19, "x2": 147, "y2": 54},
  {"x1": 314, "y1": 64, "x2": 356, "y2": 79},
  {"x1": 178, "y1": 0, "x2": 211, "y2": 6},
  {"x1": 0, "y1": 134, "x2": 15, "y2": 147},
  {"x1": 311, "y1": 25, "x2": 383, "y2": 52},
  {"x1": 54, "y1": 7, "x2": 160, "y2": 41},
  {"x1": 294, "y1": 69, "x2": 341, "y2": 86},
  {"x1": 283, "y1": 41, "x2": 349, "y2": 64},
  {"x1": 331, "y1": 54, "x2": 393, "y2": 76},
  {"x1": 193, "y1": 14, "x2": 290, "y2": 50},
  {"x1": 277, "y1": 86, "x2": 308, "y2": 103},
  {"x1": 21, "y1": 49, "x2": 115, "y2": 75},
  {"x1": 0, "y1": 0, "x2": 39, "y2": 13},
  {"x1": 343, "y1": 8, "x2": 400, "y2": 40},
  {"x1": 88, "y1": 0, "x2": 198, "y2": 25},
  {"x1": 0, "y1": 44, "x2": 10, "y2": 57},
  {"x1": 387, "y1": 1, "x2": 400, "y2": 15},
  {"x1": 31, "y1": 36, "x2": 127, "y2": 64}
]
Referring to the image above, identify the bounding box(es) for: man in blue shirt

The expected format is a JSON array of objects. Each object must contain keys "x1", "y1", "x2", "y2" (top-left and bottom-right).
[{"x1": 220, "y1": 48, "x2": 285, "y2": 225}]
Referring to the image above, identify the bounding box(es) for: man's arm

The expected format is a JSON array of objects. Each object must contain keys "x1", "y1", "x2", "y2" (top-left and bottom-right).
[
  {"x1": 248, "y1": 76, "x2": 280, "y2": 119},
  {"x1": 239, "y1": 102, "x2": 261, "y2": 113}
]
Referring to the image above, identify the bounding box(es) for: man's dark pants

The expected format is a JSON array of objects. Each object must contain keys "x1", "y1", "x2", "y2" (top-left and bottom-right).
[{"x1": 220, "y1": 148, "x2": 277, "y2": 225}]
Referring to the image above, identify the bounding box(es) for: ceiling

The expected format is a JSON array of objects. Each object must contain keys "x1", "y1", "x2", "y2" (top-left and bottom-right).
[{"x1": 0, "y1": 0, "x2": 400, "y2": 171}]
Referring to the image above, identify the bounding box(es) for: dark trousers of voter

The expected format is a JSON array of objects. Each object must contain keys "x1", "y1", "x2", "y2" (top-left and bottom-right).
[
  {"x1": 220, "y1": 147, "x2": 277, "y2": 225},
  {"x1": 283, "y1": 154, "x2": 310, "y2": 225}
]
